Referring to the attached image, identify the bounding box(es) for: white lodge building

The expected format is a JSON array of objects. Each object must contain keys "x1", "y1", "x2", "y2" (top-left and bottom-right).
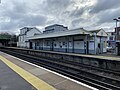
[
  {"x1": 24, "y1": 24, "x2": 108, "y2": 54},
  {"x1": 17, "y1": 27, "x2": 42, "y2": 48}
]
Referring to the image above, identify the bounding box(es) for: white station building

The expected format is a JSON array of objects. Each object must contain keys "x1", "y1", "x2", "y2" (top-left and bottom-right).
[
  {"x1": 18, "y1": 24, "x2": 108, "y2": 54},
  {"x1": 17, "y1": 27, "x2": 42, "y2": 48}
]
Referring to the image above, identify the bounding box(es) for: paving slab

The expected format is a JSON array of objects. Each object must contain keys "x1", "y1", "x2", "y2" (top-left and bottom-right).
[
  {"x1": 28, "y1": 68, "x2": 48, "y2": 76},
  {"x1": 37, "y1": 73, "x2": 66, "y2": 86}
]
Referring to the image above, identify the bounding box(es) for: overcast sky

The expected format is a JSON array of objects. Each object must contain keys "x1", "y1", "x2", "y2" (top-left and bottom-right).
[{"x1": 0, "y1": 0, "x2": 120, "y2": 34}]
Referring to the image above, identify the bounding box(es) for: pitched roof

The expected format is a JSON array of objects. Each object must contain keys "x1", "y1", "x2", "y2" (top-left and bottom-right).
[
  {"x1": 25, "y1": 27, "x2": 41, "y2": 34},
  {"x1": 19, "y1": 27, "x2": 41, "y2": 36},
  {"x1": 89, "y1": 29, "x2": 101, "y2": 33},
  {"x1": 45, "y1": 24, "x2": 67, "y2": 29},
  {"x1": 28, "y1": 28, "x2": 90, "y2": 40}
]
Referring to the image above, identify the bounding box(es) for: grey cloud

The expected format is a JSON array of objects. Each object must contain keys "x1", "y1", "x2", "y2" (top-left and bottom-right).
[
  {"x1": 12, "y1": 1, "x2": 27, "y2": 14},
  {"x1": 90, "y1": 0, "x2": 120, "y2": 14},
  {"x1": 19, "y1": 14, "x2": 47, "y2": 27},
  {"x1": 0, "y1": 1, "x2": 47, "y2": 30},
  {"x1": 69, "y1": 7, "x2": 85, "y2": 18},
  {"x1": 96, "y1": 8, "x2": 120, "y2": 24},
  {"x1": 0, "y1": 14, "x2": 47, "y2": 30},
  {"x1": 0, "y1": 0, "x2": 120, "y2": 34},
  {"x1": 44, "y1": 0, "x2": 72, "y2": 9},
  {"x1": 0, "y1": 20, "x2": 18, "y2": 30},
  {"x1": 43, "y1": 0, "x2": 74, "y2": 15},
  {"x1": 44, "y1": 0, "x2": 89, "y2": 19},
  {"x1": 5, "y1": 1, "x2": 31, "y2": 20},
  {"x1": 71, "y1": 18, "x2": 84, "y2": 28},
  {"x1": 43, "y1": 0, "x2": 89, "y2": 28}
]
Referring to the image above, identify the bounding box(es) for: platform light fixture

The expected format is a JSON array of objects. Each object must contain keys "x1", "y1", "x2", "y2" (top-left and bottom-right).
[
  {"x1": 118, "y1": 17, "x2": 120, "y2": 20},
  {"x1": 113, "y1": 18, "x2": 119, "y2": 28}
]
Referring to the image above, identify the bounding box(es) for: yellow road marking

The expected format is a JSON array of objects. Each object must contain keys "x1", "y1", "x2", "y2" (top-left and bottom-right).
[{"x1": 0, "y1": 55, "x2": 56, "y2": 90}]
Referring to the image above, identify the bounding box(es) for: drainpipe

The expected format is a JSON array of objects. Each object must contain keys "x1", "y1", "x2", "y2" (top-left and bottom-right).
[
  {"x1": 85, "y1": 35, "x2": 87, "y2": 54},
  {"x1": 72, "y1": 36, "x2": 74, "y2": 53},
  {"x1": 94, "y1": 33, "x2": 96, "y2": 54}
]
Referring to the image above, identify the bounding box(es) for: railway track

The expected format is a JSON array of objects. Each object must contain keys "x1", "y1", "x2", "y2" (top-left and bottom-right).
[{"x1": 1, "y1": 49, "x2": 120, "y2": 90}]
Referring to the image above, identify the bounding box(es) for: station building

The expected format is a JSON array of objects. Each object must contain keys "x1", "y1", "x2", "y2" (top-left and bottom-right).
[
  {"x1": 107, "y1": 32, "x2": 115, "y2": 48},
  {"x1": 24, "y1": 24, "x2": 108, "y2": 54},
  {"x1": 17, "y1": 27, "x2": 42, "y2": 48}
]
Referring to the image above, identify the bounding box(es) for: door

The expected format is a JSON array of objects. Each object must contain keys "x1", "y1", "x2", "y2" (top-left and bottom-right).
[
  {"x1": 86, "y1": 41, "x2": 89, "y2": 54},
  {"x1": 117, "y1": 42, "x2": 120, "y2": 55},
  {"x1": 30, "y1": 42, "x2": 32, "y2": 49}
]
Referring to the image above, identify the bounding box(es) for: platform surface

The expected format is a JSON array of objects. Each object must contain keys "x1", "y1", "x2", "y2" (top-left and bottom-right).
[
  {"x1": 0, "y1": 59, "x2": 36, "y2": 90},
  {"x1": 0, "y1": 51, "x2": 97, "y2": 90}
]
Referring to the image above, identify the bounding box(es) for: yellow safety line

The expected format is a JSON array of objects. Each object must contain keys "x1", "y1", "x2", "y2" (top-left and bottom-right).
[{"x1": 0, "y1": 55, "x2": 56, "y2": 90}]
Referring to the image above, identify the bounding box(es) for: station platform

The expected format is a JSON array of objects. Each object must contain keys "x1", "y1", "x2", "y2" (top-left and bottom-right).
[{"x1": 0, "y1": 51, "x2": 97, "y2": 90}]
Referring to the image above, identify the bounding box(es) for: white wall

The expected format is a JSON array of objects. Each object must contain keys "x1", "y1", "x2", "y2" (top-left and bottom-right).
[
  {"x1": 26, "y1": 42, "x2": 29, "y2": 48},
  {"x1": 32, "y1": 41, "x2": 35, "y2": 49},
  {"x1": 97, "y1": 30, "x2": 108, "y2": 37},
  {"x1": 26, "y1": 28, "x2": 41, "y2": 38},
  {"x1": 89, "y1": 41, "x2": 94, "y2": 50},
  {"x1": 89, "y1": 37, "x2": 94, "y2": 50},
  {"x1": 74, "y1": 41, "x2": 84, "y2": 49},
  {"x1": 18, "y1": 27, "x2": 41, "y2": 48},
  {"x1": 68, "y1": 37, "x2": 73, "y2": 50},
  {"x1": 73, "y1": 35, "x2": 85, "y2": 50}
]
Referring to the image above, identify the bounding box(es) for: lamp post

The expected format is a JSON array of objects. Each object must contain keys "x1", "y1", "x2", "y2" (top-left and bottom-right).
[
  {"x1": 118, "y1": 17, "x2": 120, "y2": 26},
  {"x1": 113, "y1": 18, "x2": 119, "y2": 40},
  {"x1": 113, "y1": 18, "x2": 118, "y2": 29},
  {"x1": 113, "y1": 18, "x2": 120, "y2": 55}
]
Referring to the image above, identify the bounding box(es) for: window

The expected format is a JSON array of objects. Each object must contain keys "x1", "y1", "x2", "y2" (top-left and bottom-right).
[
  {"x1": 54, "y1": 44, "x2": 56, "y2": 46},
  {"x1": 47, "y1": 42, "x2": 50, "y2": 46},
  {"x1": 110, "y1": 36, "x2": 113, "y2": 40},
  {"x1": 101, "y1": 32, "x2": 103, "y2": 35},
  {"x1": 119, "y1": 31, "x2": 120, "y2": 35},
  {"x1": 44, "y1": 40, "x2": 50, "y2": 46},
  {"x1": 63, "y1": 42, "x2": 65, "y2": 45},
  {"x1": 59, "y1": 42, "x2": 62, "y2": 48}
]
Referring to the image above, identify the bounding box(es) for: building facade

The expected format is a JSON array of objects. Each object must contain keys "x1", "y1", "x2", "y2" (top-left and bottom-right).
[
  {"x1": 107, "y1": 32, "x2": 115, "y2": 48},
  {"x1": 17, "y1": 27, "x2": 41, "y2": 48},
  {"x1": 89, "y1": 29, "x2": 108, "y2": 54},
  {"x1": 115, "y1": 27, "x2": 120, "y2": 55},
  {"x1": 27, "y1": 24, "x2": 108, "y2": 54},
  {"x1": 43, "y1": 24, "x2": 68, "y2": 34}
]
